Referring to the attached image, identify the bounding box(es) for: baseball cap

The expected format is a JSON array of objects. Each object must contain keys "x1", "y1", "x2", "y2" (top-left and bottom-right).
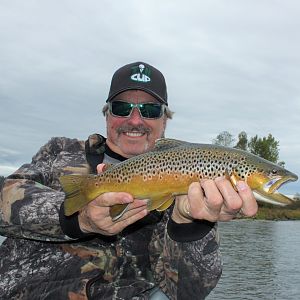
[{"x1": 106, "y1": 62, "x2": 168, "y2": 105}]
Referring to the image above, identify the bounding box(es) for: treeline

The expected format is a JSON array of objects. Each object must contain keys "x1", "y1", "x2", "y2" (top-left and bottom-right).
[
  {"x1": 212, "y1": 131, "x2": 284, "y2": 166},
  {"x1": 255, "y1": 200, "x2": 300, "y2": 220}
]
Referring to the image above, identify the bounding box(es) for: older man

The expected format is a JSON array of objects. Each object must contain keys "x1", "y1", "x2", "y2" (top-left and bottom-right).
[{"x1": 0, "y1": 62, "x2": 257, "y2": 299}]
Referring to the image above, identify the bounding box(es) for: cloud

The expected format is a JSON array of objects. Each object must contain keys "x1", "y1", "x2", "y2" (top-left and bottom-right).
[{"x1": 0, "y1": 0, "x2": 299, "y2": 193}]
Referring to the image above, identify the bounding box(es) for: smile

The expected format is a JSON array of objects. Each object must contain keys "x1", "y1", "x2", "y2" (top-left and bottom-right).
[{"x1": 124, "y1": 132, "x2": 145, "y2": 137}]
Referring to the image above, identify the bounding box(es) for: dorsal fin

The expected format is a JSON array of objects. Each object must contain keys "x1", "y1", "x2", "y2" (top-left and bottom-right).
[{"x1": 153, "y1": 138, "x2": 189, "y2": 151}]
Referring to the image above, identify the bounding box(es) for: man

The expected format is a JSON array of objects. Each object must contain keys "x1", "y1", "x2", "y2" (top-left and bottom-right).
[{"x1": 0, "y1": 62, "x2": 258, "y2": 299}]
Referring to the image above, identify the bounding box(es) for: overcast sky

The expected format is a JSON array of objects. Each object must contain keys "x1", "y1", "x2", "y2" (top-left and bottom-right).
[{"x1": 1, "y1": 0, "x2": 299, "y2": 194}]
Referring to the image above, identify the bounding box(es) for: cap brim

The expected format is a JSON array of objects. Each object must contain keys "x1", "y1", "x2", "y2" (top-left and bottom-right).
[{"x1": 106, "y1": 87, "x2": 167, "y2": 105}]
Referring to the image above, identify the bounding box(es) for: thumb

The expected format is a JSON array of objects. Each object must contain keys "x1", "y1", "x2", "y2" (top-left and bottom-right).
[{"x1": 97, "y1": 163, "x2": 106, "y2": 174}]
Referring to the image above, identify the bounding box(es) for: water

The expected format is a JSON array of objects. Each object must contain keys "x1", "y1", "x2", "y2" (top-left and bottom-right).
[
  {"x1": 208, "y1": 220, "x2": 300, "y2": 300},
  {"x1": 1, "y1": 221, "x2": 300, "y2": 299}
]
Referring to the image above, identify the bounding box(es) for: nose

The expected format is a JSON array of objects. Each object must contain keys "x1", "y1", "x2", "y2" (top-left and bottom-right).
[{"x1": 128, "y1": 107, "x2": 144, "y2": 125}]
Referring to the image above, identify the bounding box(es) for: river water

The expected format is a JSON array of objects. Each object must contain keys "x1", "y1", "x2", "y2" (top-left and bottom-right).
[
  {"x1": 1, "y1": 220, "x2": 299, "y2": 299},
  {"x1": 207, "y1": 220, "x2": 300, "y2": 300}
]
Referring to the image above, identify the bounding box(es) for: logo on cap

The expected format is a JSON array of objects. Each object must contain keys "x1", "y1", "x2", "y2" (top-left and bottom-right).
[{"x1": 130, "y1": 64, "x2": 151, "y2": 83}]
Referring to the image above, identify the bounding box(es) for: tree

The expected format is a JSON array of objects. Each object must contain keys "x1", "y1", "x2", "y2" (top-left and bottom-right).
[
  {"x1": 212, "y1": 131, "x2": 235, "y2": 147},
  {"x1": 234, "y1": 131, "x2": 248, "y2": 151},
  {"x1": 248, "y1": 134, "x2": 280, "y2": 163},
  {"x1": 213, "y1": 131, "x2": 284, "y2": 165}
]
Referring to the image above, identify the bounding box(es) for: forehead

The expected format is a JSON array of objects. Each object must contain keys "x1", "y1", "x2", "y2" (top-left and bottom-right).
[{"x1": 113, "y1": 90, "x2": 159, "y2": 103}]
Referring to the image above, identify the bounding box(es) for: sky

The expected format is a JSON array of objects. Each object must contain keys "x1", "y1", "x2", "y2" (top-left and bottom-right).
[{"x1": 0, "y1": 0, "x2": 299, "y2": 194}]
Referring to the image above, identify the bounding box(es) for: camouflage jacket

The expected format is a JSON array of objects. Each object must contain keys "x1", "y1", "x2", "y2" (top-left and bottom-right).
[{"x1": 0, "y1": 134, "x2": 222, "y2": 300}]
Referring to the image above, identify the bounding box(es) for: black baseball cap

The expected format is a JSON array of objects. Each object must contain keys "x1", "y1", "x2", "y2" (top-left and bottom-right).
[{"x1": 106, "y1": 62, "x2": 168, "y2": 105}]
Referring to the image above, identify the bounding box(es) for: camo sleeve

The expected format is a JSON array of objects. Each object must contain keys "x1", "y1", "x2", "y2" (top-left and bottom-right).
[
  {"x1": 0, "y1": 137, "x2": 86, "y2": 242},
  {"x1": 149, "y1": 213, "x2": 222, "y2": 299}
]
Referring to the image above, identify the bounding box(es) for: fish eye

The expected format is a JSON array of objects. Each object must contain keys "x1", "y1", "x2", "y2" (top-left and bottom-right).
[{"x1": 271, "y1": 169, "x2": 278, "y2": 175}]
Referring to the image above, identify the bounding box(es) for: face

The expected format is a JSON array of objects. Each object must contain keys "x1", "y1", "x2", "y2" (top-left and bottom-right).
[{"x1": 105, "y1": 90, "x2": 167, "y2": 158}]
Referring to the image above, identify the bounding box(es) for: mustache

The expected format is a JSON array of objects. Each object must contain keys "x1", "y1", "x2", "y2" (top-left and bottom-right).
[{"x1": 116, "y1": 125, "x2": 151, "y2": 135}]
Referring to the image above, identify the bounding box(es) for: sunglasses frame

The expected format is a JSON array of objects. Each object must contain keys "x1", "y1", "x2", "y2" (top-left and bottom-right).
[{"x1": 108, "y1": 100, "x2": 165, "y2": 119}]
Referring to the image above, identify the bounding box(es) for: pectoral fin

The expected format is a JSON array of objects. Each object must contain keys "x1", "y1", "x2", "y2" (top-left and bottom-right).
[
  {"x1": 110, "y1": 194, "x2": 175, "y2": 221},
  {"x1": 145, "y1": 193, "x2": 174, "y2": 211},
  {"x1": 109, "y1": 203, "x2": 130, "y2": 221},
  {"x1": 156, "y1": 197, "x2": 175, "y2": 211}
]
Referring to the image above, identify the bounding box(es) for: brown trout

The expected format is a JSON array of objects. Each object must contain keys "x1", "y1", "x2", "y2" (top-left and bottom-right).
[{"x1": 59, "y1": 138, "x2": 298, "y2": 220}]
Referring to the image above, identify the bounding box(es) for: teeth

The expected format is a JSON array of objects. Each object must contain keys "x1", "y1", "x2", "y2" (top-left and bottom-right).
[{"x1": 125, "y1": 132, "x2": 144, "y2": 137}]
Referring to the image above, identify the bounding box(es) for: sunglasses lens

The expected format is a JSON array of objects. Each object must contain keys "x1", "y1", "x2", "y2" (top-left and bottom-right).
[
  {"x1": 139, "y1": 103, "x2": 163, "y2": 118},
  {"x1": 110, "y1": 101, "x2": 132, "y2": 117},
  {"x1": 110, "y1": 101, "x2": 163, "y2": 119}
]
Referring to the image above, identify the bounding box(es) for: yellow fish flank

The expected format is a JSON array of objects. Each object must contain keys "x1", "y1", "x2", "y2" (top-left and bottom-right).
[{"x1": 59, "y1": 138, "x2": 298, "y2": 220}]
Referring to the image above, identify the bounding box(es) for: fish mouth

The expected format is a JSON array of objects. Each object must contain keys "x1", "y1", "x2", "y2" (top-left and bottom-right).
[
  {"x1": 255, "y1": 175, "x2": 298, "y2": 206},
  {"x1": 263, "y1": 176, "x2": 297, "y2": 194},
  {"x1": 264, "y1": 175, "x2": 298, "y2": 194}
]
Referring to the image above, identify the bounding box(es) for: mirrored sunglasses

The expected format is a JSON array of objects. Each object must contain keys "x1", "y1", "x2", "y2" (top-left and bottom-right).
[{"x1": 109, "y1": 100, "x2": 164, "y2": 119}]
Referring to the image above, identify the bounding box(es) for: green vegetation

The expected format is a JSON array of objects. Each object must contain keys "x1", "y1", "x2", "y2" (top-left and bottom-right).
[
  {"x1": 213, "y1": 131, "x2": 235, "y2": 147},
  {"x1": 213, "y1": 130, "x2": 284, "y2": 165},
  {"x1": 213, "y1": 131, "x2": 300, "y2": 220},
  {"x1": 253, "y1": 201, "x2": 300, "y2": 220},
  {"x1": 241, "y1": 195, "x2": 300, "y2": 220}
]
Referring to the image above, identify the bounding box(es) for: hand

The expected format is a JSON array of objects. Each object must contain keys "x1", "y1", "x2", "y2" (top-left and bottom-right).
[
  {"x1": 172, "y1": 177, "x2": 258, "y2": 224},
  {"x1": 78, "y1": 164, "x2": 149, "y2": 236}
]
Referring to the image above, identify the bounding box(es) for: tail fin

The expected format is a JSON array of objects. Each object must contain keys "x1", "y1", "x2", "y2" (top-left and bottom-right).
[{"x1": 59, "y1": 175, "x2": 90, "y2": 216}]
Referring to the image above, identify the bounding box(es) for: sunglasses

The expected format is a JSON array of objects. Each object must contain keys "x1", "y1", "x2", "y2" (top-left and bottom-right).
[{"x1": 109, "y1": 100, "x2": 165, "y2": 119}]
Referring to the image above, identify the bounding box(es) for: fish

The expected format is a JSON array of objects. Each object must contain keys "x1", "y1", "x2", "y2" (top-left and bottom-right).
[{"x1": 59, "y1": 138, "x2": 298, "y2": 221}]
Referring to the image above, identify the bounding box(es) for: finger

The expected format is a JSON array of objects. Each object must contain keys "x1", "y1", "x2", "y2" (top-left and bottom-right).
[
  {"x1": 236, "y1": 181, "x2": 258, "y2": 217},
  {"x1": 107, "y1": 208, "x2": 148, "y2": 234},
  {"x1": 200, "y1": 179, "x2": 224, "y2": 212},
  {"x1": 91, "y1": 192, "x2": 134, "y2": 207},
  {"x1": 81, "y1": 201, "x2": 148, "y2": 235},
  {"x1": 187, "y1": 182, "x2": 203, "y2": 216},
  {"x1": 97, "y1": 163, "x2": 106, "y2": 174},
  {"x1": 214, "y1": 177, "x2": 243, "y2": 213},
  {"x1": 127, "y1": 198, "x2": 149, "y2": 210},
  {"x1": 113, "y1": 204, "x2": 149, "y2": 223},
  {"x1": 108, "y1": 198, "x2": 149, "y2": 221},
  {"x1": 172, "y1": 194, "x2": 192, "y2": 222},
  {"x1": 186, "y1": 180, "x2": 223, "y2": 222}
]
